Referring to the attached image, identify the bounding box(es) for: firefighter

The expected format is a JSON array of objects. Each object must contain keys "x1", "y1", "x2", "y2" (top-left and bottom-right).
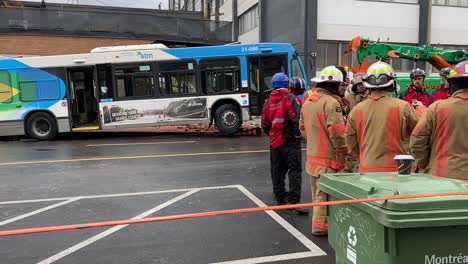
[
  {"x1": 345, "y1": 72, "x2": 369, "y2": 111},
  {"x1": 346, "y1": 62, "x2": 419, "y2": 173},
  {"x1": 261, "y1": 73, "x2": 308, "y2": 215},
  {"x1": 432, "y1": 67, "x2": 451, "y2": 102},
  {"x1": 300, "y1": 66, "x2": 348, "y2": 235},
  {"x1": 410, "y1": 61, "x2": 468, "y2": 180},
  {"x1": 399, "y1": 68, "x2": 433, "y2": 108}
]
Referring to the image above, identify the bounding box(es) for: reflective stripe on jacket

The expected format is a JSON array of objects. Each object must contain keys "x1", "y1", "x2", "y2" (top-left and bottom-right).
[
  {"x1": 346, "y1": 91, "x2": 419, "y2": 173},
  {"x1": 300, "y1": 88, "x2": 348, "y2": 176},
  {"x1": 410, "y1": 89, "x2": 468, "y2": 179}
]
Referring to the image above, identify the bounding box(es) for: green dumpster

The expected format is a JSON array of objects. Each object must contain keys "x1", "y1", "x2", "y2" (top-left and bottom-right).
[{"x1": 319, "y1": 173, "x2": 468, "y2": 264}]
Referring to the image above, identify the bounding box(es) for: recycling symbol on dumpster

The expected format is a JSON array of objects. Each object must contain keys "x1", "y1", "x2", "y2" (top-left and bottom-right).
[{"x1": 347, "y1": 226, "x2": 357, "y2": 247}]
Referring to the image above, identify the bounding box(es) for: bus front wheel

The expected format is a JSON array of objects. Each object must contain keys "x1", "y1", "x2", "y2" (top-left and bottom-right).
[
  {"x1": 215, "y1": 104, "x2": 242, "y2": 135},
  {"x1": 26, "y1": 112, "x2": 58, "y2": 141}
]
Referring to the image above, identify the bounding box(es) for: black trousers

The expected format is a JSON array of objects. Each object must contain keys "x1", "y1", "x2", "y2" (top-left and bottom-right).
[{"x1": 270, "y1": 140, "x2": 302, "y2": 204}]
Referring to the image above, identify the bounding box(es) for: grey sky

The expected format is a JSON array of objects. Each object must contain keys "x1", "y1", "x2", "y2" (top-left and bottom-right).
[{"x1": 19, "y1": 0, "x2": 170, "y2": 9}]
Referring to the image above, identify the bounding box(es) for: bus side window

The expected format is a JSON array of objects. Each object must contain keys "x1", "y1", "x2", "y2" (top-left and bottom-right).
[
  {"x1": 114, "y1": 64, "x2": 154, "y2": 98},
  {"x1": 200, "y1": 58, "x2": 240, "y2": 95},
  {"x1": 0, "y1": 70, "x2": 12, "y2": 103},
  {"x1": 158, "y1": 60, "x2": 197, "y2": 96}
]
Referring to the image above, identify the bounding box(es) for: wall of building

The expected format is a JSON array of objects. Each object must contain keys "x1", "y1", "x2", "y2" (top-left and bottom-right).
[
  {"x1": 431, "y1": 5, "x2": 468, "y2": 45},
  {"x1": 318, "y1": 0, "x2": 420, "y2": 44},
  {"x1": 0, "y1": 35, "x2": 153, "y2": 56},
  {"x1": 238, "y1": 0, "x2": 258, "y2": 15},
  {"x1": 220, "y1": 0, "x2": 259, "y2": 43},
  {"x1": 238, "y1": 27, "x2": 259, "y2": 43}
]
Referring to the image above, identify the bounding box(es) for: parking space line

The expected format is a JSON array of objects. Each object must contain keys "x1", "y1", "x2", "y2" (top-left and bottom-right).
[
  {"x1": 0, "y1": 185, "x2": 240, "y2": 205},
  {"x1": 0, "y1": 150, "x2": 270, "y2": 167},
  {"x1": 235, "y1": 185, "x2": 326, "y2": 257},
  {"x1": 86, "y1": 141, "x2": 196, "y2": 147},
  {"x1": 0, "y1": 198, "x2": 80, "y2": 227},
  {"x1": 37, "y1": 189, "x2": 200, "y2": 264},
  {"x1": 210, "y1": 252, "x2": 319, "y2": 264}
]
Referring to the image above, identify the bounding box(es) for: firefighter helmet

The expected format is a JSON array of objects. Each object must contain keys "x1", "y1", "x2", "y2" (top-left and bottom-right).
[
  {"x1": 363, "y1": 61, "x2": 395, "y2": 89},
  {"x1": 289, "y1": 77, "x2": 306, "y2": 94},
  {"x1": 271, "y1": 72, "x2": 289, "y2": 88},
  {"x1": 311, "y1": 66, "x2": 344, "y2": 83},
  {"x1": 447, "y1": 60, "x2": 468, "y2": 79}
]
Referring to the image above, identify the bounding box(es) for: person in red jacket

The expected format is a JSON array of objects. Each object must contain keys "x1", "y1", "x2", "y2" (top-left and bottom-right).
[
  {"x1": 399, "y1": 68, "x2": 433, "y2": 107},
  {"x1": 261, "y1": 72, "x2": 308, "y2": 215},
  {"x1": 432, "y1": 67, "x2": 451, "y2": 102}
]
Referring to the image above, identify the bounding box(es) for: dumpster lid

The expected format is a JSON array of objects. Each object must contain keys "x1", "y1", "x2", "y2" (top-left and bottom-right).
[{"x1": 319, "y1": 173, "x2": 468, "y2": 211}]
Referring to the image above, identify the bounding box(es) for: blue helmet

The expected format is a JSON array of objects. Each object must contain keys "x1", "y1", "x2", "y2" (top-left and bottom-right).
[{"x1": 271, "y1": 72, "x2": 289, "y2": 88}]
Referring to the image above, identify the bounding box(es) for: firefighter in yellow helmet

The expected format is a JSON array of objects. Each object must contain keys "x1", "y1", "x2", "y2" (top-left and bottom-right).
[
  {"x1": 300, "y1": 66, "x2": 348, "y2": 236},
  {"x1": 346, "y1": 61, "x2": 418, "y2": 173}
]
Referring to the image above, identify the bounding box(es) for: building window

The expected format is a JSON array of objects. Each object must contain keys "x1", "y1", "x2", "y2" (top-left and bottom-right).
[
  {"x1": 239, "y1": 5, "x2": 259, "y2": 35},
  {"x1": 316, "y1": 41, "x2": 340, "y2": 69},
  {"x1": 158, "y1": 60, "x2": 197, "y2": 96},
  {"x1": 115, "y1": 64, "x2": 154, "y2": 98},
  {"x1": 201, "y1": 58, "x2": 240, "y2": 95},
  {"x1": 433, "y1": 0, "x2": 468, "y2": 7}
]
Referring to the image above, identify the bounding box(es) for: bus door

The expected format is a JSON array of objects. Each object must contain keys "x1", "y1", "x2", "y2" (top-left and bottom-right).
[
  {"x1": 96, "y1": 64, "x2": 114, "y2": 126},
  {"x1": 247, "y1": 54, "x2": 287, "y2": 115},
  {"x1": 67, "y1": 67, "x2": 99, "y2": 130}
]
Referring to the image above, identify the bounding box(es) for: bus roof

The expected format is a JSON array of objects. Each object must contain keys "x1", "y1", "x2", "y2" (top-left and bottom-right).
[{"x1": 0, "y1": 43, "x2": 296, "y2": 69}]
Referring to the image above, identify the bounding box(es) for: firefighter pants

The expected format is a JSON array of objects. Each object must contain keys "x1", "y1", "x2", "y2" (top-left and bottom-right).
[
  {"x1": 310, "y1": 168, "x2": 336, "y2": 234},
  {"x1": 270, "y1": 140, "x2": 302, "y2": 204}
]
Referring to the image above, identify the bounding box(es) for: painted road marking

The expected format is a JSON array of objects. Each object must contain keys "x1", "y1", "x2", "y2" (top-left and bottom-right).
[
  {"x1": 236, "y1": 185, "x2": 326, "y2": 256},
  {"x1": 0, "y1": 198, "x2": 80, "y2": 227},
  {"x1": 37, "y1": 189, "x2": 200, "y2": 264},
  {"x1": 0, "y1": 185, "x2": 239, "y2": 205},
  {"x1": 3, "y1": 185, "x2": 325, "y2": 263},
  {"x1": 0, "y1": 150, "x2": 270, "y2": 167},
  {"x1": 86, "y1": 141, "x2": 196, "y2": 147},
  {"x1": 210, "y1": 252, "x2": 319, "y2": 264},
  {"x1": 0, "y1": 149, "x2": 306, "y2": 167}
]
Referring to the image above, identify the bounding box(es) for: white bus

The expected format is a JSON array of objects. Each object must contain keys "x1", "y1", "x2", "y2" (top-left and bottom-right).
[{"x1": 0, "y1": 42, "x2": 307, "y2": 140}]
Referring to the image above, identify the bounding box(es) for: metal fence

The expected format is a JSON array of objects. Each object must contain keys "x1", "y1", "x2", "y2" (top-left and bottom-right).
[{"x1": 0, "y1": 6, "x2": 232, "y2": 43}]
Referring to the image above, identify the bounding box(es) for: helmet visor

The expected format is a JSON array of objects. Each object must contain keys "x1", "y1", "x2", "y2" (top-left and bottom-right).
[{"x1": 364, "y1": 74, "x2": 394, "y2": 86}]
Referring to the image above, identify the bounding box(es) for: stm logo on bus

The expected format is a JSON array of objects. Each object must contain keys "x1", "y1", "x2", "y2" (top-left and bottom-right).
[{"x1": 137, "y1": 52, "x2": 153, "y2": 60}]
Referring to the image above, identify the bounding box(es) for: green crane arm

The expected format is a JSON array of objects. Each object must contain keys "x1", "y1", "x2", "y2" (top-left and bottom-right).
[{"x1": 348, "y1": 36, "x2": 468, "y2": 71}]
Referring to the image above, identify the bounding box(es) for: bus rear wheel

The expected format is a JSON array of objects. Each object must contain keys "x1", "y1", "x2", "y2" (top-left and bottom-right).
[
  {"x1": 26, "y1": 112, "x2": 57, "y2": 141},
  {"x1": 215, "y1": 104, "x2": 242, "y2": 135}
]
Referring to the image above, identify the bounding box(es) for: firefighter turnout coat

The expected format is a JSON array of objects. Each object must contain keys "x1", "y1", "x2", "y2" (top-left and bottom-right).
[
  {"x1": 300, "y1": 88, "x2": 348, "y2": 176},
  {"x1": 410, "y1": 89, "x2": 468, "y2": 179},
  {"x1": 346, "y1": 91, "x2": 419, "y2": 173}
]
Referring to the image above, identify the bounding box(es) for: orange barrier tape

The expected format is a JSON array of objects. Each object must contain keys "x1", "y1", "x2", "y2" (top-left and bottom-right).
[{"x1": 1, "y1": 191, "x2": 467, "y2": 237}]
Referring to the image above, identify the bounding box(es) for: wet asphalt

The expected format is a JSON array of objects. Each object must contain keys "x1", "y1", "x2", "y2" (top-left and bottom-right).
[{"x1": 0, "y1": 132, "x2": 334, "y2": 264}]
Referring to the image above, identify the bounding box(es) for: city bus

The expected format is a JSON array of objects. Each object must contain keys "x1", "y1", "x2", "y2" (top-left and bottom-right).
[{"x1": 0, "y1": 42, "x2": 307, "y2": 140}]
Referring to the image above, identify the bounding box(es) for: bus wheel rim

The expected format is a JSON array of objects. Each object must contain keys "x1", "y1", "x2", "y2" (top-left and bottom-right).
[
  {"x1": 222, "y1": 110, "x2": 237, "y2": 127},
  {"x1": 33, "y1": 118, "x2": 51, "y2": 136}
]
